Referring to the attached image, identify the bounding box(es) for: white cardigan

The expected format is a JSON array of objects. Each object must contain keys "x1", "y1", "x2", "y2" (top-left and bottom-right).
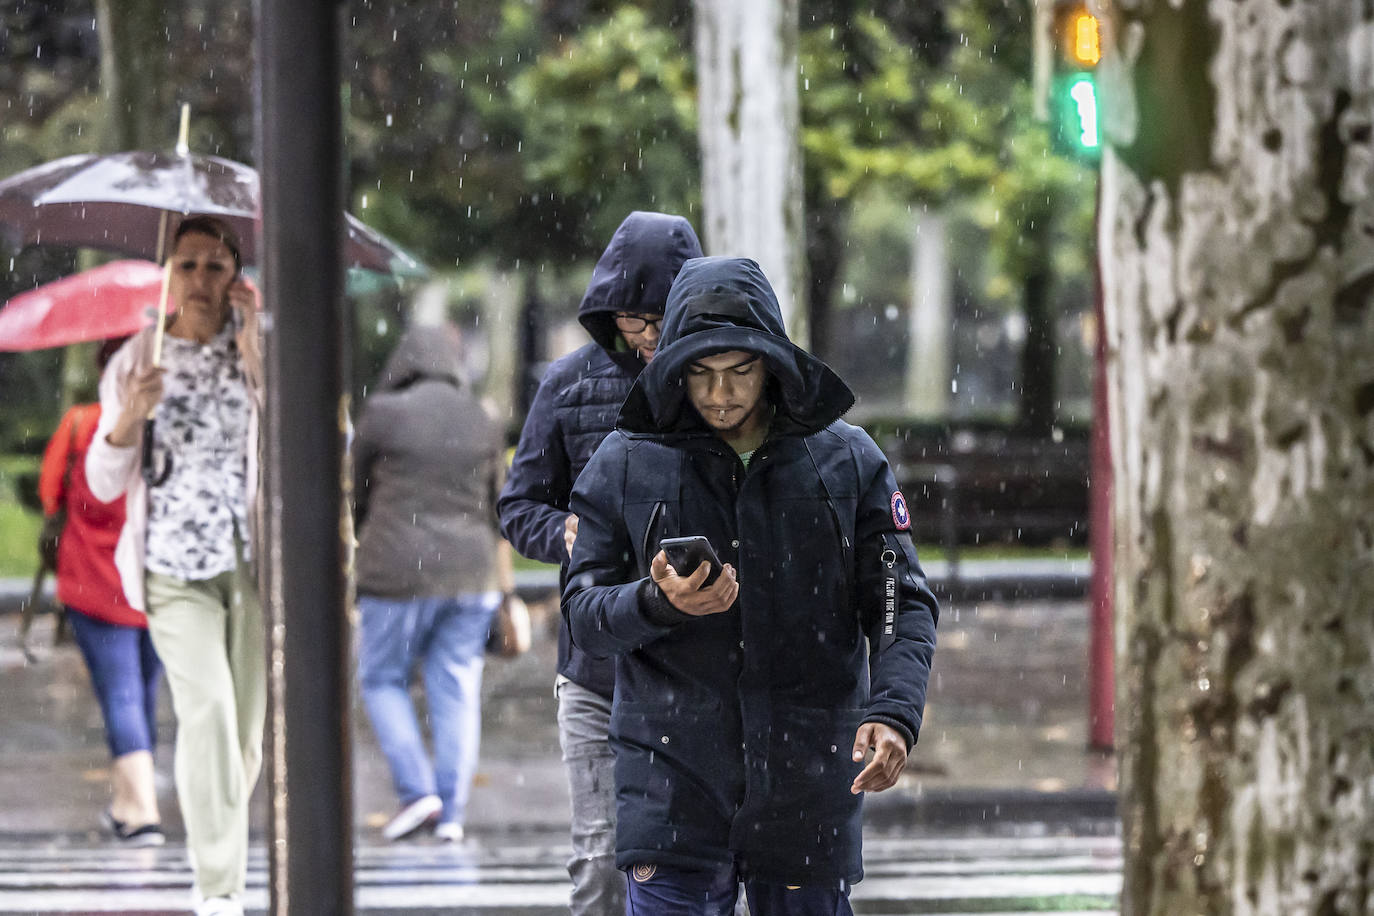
[{"x1": 85, "y1": 326, "x2": 262, "y2": 611}]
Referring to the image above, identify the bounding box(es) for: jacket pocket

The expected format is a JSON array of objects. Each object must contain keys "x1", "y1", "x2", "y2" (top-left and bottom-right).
[
  {"x1": 767, "y1": 704, "x2": 865, "y2": 802},
  {"x1": 744, "y1": 703, "x2": 865, "y2": 865},
  {"x1": 611, "y1": 701, "x2": 738, "y2": 839}
]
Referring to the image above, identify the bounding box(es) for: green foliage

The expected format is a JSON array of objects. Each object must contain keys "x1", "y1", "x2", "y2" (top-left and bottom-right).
[
  {"x1": 345, "y1": 0, "x2": 540, "y2": 266},
  {"x1": 0, "y1": 454, "x2": 42, "y2": 578},
  {"x1": 974, "y1": 112, "x2": 1097, "y2": 305},
  {"x1": 0, "y1": 1, "x2": 103, "y2": 180},
  {"x1": 795, "y1": 1, "x2": 1097, "y2": 316},
  {"x1": 502, "y1": 6, "x2": 699, "y2": 245},
  {"x1": 799, "y1": 15, "x2": 1000, "y2": 203},
  {"x1": 347, "y1": 1, "x2": 699, "y2": 268},
  {"x1": 943, "y1": 0, "x2": 1097, "y2": 309}
]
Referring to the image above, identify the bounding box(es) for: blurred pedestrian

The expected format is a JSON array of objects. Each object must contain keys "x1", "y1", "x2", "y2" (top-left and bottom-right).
[
  {"x1": 87, "y1": 216, "x2": 264, "y2": 916},
  {"x1": 564, "y1": 257, "x2": 939, "y2": 915},
  {"x1": 352, "y1": 323, "x2": 515, "y2": 844},
  {"x1": 498, "y1": 211, "x2": 702, "y2": 915},
  {"x1": 39, "y1": 337, "x2": 164, "y2": 846}
]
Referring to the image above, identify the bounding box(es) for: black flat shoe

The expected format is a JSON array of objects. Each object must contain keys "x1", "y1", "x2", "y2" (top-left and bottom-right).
[{"x1": 101, "y1": 809, "x2": 166, "y2": 846}]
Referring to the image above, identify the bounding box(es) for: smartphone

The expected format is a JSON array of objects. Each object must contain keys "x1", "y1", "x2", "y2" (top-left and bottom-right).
[{"x1": 658, "y1": 536, "x2": 723, "y2": 588}]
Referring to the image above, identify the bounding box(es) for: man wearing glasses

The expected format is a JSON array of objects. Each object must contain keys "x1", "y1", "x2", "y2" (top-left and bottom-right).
[{"x1": 498, "y1": 211, "x2": 703, "y2": 916}]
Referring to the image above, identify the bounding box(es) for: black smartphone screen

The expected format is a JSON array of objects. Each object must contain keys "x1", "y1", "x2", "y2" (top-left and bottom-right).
[{"x1": 658, "y1": 536, "x2": 723, "y2": 588}]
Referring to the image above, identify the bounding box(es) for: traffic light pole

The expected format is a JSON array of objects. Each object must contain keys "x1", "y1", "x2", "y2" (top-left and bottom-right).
[
  {"x1": 256, "y1": 1, "x2": 354, "y2": 912},
  {"x1": 1088, "y1": 177, "x2": 1115, "y2": 753}
]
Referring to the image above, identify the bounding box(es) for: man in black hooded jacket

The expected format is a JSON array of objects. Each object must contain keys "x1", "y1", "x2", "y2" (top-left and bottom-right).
[
  {"x1": 564, "y1": 257, "x2": 938, "y2": 915},
  {"x1": 497, "y1": 211, "x2": 702, "y2": 915}
]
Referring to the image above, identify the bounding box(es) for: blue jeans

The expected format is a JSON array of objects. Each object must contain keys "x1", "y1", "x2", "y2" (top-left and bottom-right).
[
  {"x1": 357, "y1": 591, "x2": 499, "y2": 827},
  {"x1": 66, "y1": 609, "x2": 163, "y2": 758},
  {"x1": 626, "y1": 862, "x2": 854, "y2": 916}
]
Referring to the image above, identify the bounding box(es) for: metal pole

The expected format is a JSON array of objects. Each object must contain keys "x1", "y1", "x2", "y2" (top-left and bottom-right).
[
  {"x1": 1087, "y1": 178, "x2": 1114, "y2": 753},
  {"x1": 256, "y1": 1, "x2": 353, "y2": 912}
]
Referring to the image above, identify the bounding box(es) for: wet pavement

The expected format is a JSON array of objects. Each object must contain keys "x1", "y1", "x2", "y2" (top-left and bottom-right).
[
  {"x1": 0, "y1": 829, "x2": 1122, "y2": 914},
  {"x1": 0, "y1": 571, "x2": 1119, "y2": 912}
]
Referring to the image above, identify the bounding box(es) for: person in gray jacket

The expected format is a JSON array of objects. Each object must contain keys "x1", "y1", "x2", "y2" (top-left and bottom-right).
[{"x1": 352, "y1": 322, "x2": 516, "y2": 843}]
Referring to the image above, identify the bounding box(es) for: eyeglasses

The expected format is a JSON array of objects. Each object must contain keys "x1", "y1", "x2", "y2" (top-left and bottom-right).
[{"x1": 614, "y1": 313, "x2": 663, "y2": 332}]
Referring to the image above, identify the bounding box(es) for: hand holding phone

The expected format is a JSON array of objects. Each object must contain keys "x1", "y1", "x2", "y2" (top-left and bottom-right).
[
  {"x1": 651, "y1": 536, "x2": 737, "y2": 617},
  {"x1": 658, "y1": 536, "x2": 723, "y2": 588}
]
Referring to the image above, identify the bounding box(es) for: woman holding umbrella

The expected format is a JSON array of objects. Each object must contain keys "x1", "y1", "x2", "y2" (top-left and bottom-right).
[{"x1": 87, "y1": 215, "x2": 264, "y2": 916}]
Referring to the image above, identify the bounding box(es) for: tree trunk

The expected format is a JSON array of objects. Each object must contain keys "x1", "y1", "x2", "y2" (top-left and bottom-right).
[
  {"x1": 904, "y1": 210, "x2": 952, "y2": 419},
  {"x1": 693, "y1": 0, "x2": 808, "y2": 346},
  {"x1": 481, "y1": 267, "x2": 521, "y2": 437},
  {"x1": 804, "y1": 202, "x2": 846, "y2": 363},
  {"x1": 1019, "y1": 267, "x2": 1056, "y2": 436},
  {"x1": 1100, "y1": 1, "x2": 1374, "y2": 912},
  {"x1": 516, "y1": 268, "x2": 545, "y2": 419},
  {"x1": 95, "y1": 0, "x2": 170, "y2": 151}
]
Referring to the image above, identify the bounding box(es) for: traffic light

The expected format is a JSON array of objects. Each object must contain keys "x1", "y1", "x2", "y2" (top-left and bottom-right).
[{"x1": 1050, "y1": 1, "x2": 1102, "y2": 157}]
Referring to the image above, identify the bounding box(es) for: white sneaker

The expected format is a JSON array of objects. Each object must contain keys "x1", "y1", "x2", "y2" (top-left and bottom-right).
[
  {"x1": 194, "y1": 897, "x2": 243, "y2": 916},
  {"x1": 382, "y1": 794, "x2": 443, "y2": 841},
  {"x1": 433, "y1": 822, "x2": 464, "y2": 843}
]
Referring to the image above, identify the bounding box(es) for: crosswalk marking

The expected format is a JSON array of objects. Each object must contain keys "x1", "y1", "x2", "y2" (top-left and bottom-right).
[{"x1": 0, "y1": 831, "x2": 1121, "y2": 914}]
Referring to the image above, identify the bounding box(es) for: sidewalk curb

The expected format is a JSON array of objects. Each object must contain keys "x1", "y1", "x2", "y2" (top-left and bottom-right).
[
  {"x1": 512, "y1": 562, "x2": 1091, "y2": 604},
  {"x1": 1, "y1": 561, "x2": 1091, "y2": 616}
]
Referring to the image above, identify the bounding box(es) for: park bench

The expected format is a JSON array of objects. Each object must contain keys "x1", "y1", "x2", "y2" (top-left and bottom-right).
[{"x1": 875, "y1": 423, "x2": 1092, "y2": 555}]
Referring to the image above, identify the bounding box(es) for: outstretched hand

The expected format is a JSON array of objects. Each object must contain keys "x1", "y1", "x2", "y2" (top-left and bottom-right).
[
  {"x1": 651, "y1": 549, "x2": 738, "y2": 617},
  {"x1": 108, "y1": 365, "x2": 165, "y2": 447},
  {"x1": 850, "y1": 722, "x2": 908, "y2": 794}
]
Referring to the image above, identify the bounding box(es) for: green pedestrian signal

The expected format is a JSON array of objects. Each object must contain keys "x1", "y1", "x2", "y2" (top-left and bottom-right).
[
  {"x1": 1050, "y1": 2, "x2": 1103, "y2": 158},
  {"x1": 1067, "y1": 74, "x2": 1099, "y2": 150}
]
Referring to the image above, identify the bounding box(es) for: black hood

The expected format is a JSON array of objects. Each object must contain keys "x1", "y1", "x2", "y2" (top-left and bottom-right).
[
  {"x1": 578, "y1": 211, "x2": 703, "y2": 363},
  {"x1": 376, "y1": 323, "x2": 464, "y2": 391},
  {"x1": 618, "y1": 257, "x2": 854, "y2": 436}
]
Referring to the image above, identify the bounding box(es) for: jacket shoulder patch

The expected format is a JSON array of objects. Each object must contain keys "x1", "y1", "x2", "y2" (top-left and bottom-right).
[{"x1": 891, "y1": 491, "x2": 911, "y2": 530}]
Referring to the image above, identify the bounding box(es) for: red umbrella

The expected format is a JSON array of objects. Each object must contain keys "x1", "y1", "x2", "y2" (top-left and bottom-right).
[{"x1": 0, "y1": 259, "x2": 259, "y2": 352}]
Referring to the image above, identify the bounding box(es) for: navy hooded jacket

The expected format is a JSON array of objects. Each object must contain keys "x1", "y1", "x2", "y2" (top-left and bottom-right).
[
  {"x1": 563, "y1": 257, "x2": 939, "y2": 884},
  {"x1": 497, "y1": 211, "x2": 703, "y2": 698}
]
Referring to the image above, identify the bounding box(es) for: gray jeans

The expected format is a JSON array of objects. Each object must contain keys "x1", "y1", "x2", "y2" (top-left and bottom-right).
[{"x1": 556, "y1": 678, "x2": 624, "y2": 916}]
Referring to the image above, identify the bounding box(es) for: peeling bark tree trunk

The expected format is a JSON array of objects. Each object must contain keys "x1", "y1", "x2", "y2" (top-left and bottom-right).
[
  {"x1": 1100, "y1": 1, "x2": 1374, "y2": 913},
  {"x1": 693, "y1": 0, "x2": 808, "y2": 346}
]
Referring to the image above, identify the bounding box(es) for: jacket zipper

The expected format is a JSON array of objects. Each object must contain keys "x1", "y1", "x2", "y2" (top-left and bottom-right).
[
  {"x1": 641, "y1": 500, "x2": 665, "y2": 574},
  {"x1": 824, "y1": 497, "x2": 853, "y2": 611}
]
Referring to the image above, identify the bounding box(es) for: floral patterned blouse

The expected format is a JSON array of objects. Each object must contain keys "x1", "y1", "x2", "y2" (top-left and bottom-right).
[{"x1": 144, "y1": 323, "x2": 252, "y2": 581}]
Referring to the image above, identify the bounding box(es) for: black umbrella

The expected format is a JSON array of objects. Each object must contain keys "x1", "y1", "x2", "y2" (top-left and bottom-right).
[{"x1": 0, "y1": 150, "x2": 427, "y2": 276}]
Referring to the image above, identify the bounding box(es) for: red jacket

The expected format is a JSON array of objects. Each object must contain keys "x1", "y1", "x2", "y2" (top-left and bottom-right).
[{"x1": 39, "y1": 404, "x2": 143, "y2": 627}]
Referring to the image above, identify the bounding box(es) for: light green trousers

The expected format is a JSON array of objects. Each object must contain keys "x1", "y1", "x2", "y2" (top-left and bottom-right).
[{"x1": 145, "y1": 555, "x2": 266, "y2": 900}]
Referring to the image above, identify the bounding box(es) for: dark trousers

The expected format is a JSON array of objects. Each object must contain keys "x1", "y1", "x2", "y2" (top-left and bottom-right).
[
  {"x1": 66, "y1": 609, "x2": 162, "y2": 758},
  {"x1": 625, "y1": 862, "x2": 854, "y2": 916}
]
